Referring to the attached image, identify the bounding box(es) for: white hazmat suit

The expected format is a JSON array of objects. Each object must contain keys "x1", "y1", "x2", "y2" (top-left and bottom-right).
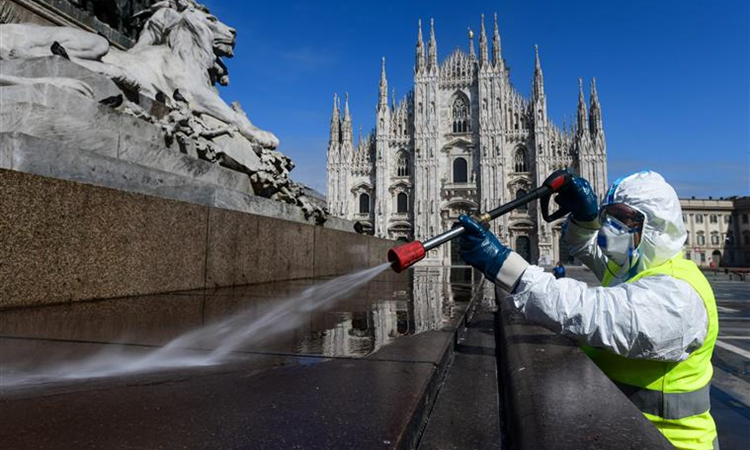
[{"x1": 497, "y1": 171, "x2": 707, "y2": 362}]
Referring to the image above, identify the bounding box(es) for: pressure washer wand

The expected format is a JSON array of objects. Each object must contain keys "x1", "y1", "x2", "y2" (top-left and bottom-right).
[{"x1": 387, "y1": 169, "x2": 573, "y2": 272}]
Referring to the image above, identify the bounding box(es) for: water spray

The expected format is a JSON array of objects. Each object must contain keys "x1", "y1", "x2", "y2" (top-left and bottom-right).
[{"x1": 387, "y1": 169, "x2": 574, "y2": 272}]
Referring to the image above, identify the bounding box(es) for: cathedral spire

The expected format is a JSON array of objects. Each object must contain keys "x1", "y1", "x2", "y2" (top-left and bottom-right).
[
  {"x1": 330, "y1": 93, "x2": 340, "y2": 144},
  {"x1": 468, "y1": 27, "x2": 475, "y2": 59},
  {"x1": 379, "y1": 57, "x2": 388, "y2": 111},
  {"x1": 492, "y1": 13, "x2": 502, "y2": 68},
  {"x1": 415, "y1": 19, "x2": 425, "y2": 74},
  {"x1": 589, "y1": 78, "x2": 603, "y2": 136},
  {"x1": 428, "y1": 18, "x2": 438, "y2": 71},
  {"x1": 478, "y1": 14, "x2": 488, "y2": 67},
  {"x1": 576, "y1": 78, "x2": 588, "y2": 137},
  {"x1": 533, "y1": 45, "x2": 544, "y2": 99},
  {"x1": 341, "y1": 92, "x2": 352, "y2": 144}
]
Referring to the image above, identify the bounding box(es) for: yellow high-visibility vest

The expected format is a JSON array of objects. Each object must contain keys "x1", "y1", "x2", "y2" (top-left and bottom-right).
[{"x1": 584, "y1": 255, "x2": 719, "y2": 450}]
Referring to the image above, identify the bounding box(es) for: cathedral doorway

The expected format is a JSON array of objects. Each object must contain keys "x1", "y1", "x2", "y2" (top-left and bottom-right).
[{"x1": 515, "y1": 236, "x2": 531, "y2": 262}]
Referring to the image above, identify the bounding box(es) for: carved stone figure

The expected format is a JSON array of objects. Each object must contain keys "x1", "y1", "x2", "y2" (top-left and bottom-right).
[
  {"x1": 0, "y1": 1, "x2": 277, "y2": 149},
  {"x1": 0, "y1": 0, "x2": 326, "y2": 223}
]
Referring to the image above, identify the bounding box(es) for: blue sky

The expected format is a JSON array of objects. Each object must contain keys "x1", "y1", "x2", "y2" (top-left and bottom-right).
[{"x1": 203, "y1": 0, "x2": 749, "y2": 198}]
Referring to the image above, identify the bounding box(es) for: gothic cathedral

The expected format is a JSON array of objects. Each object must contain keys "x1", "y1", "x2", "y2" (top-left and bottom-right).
[{"x1": 327, "y1": 14, "x2": 608, "y2": 266}]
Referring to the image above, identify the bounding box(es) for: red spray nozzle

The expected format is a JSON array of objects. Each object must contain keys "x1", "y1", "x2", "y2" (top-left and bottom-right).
[{"x1": 387, "y1": 241, "x2": 426, "y2": 273}]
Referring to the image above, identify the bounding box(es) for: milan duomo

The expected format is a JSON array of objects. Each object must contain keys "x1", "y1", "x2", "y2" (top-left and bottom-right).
[{"x1": 327, "y1": 14, "x2": 608, "y2": 266}]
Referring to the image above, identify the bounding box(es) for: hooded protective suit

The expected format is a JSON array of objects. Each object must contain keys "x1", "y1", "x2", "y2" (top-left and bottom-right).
[
  {"x1": 498, "y1": 171, "x2": 708, "y2": 362},
  {"x1": 465, "y1": 171, "x2": 718, "y2": 449}
]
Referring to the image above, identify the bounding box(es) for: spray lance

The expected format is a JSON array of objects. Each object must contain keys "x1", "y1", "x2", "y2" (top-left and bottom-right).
[{"x1": 387, "y1": 168, "x2": 575, "y2": 273}]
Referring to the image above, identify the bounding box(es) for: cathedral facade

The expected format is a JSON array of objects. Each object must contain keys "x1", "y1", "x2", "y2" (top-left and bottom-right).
[{"x1": 327, "y1": 14, "x2": 608, "y2": 266}]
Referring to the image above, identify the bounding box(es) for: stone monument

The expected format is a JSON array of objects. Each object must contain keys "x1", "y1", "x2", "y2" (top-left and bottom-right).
[{"x1": 0, "y1": 0, "x2": 327, "y2": 223}]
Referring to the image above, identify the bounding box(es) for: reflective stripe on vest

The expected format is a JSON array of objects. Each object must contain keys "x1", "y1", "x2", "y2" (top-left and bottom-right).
[{"x1": 616, "y1": 381, "x2": 711, "y2": 420}]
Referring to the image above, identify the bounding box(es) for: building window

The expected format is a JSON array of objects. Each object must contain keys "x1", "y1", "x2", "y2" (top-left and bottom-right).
[
  {"x1": 517, "y1": 189, "x2": 528, "y2": 211},
  {"x1": 397, "y1": 192, "x2": 408, "y2": 213},
  {"x1": 514, "y1": 147, "x2": 527, "y2": 172},
  {"x1": 711, "y1": 233, "x2": 719, "y2": 246},
  {"x1": 743, "y1": 213, "x2": 748, "y2": 224},
  {"x1": 699, "y1": 252, "x2": 705, "y2": 263},
  {"x1": 685, "y1": 251, "x2": 691, "y2": 260},
  {"x1": 685, "y1": 231, "x2": 690, "y2": 245},
  {"x1": 452, "y1": 97, "x2": 469, "y2": 133},
  {"x1": 682, "y1": 214, "x2": 687, "y2": 223},
  {"x1": 453, "y1": 157, "x2": 468, "y2": 183},
  {"x1": 695, "y1": 214, "x2": 703, "y2": 224},
  {"x1": 359, "y1": 193, "x2": 370, "y2": 214},
  {"x1": 744, "y1": 231, "x2": 750, "y2": 245},
  {"x1": 396, "y1": 152, "x2": 409, "y2": 177},
  {"x1": 515, "y1": 236, "x2": 531, "y2": 262},
  {"x1": 725, "y1": 215, "x2": 731, "y2": 224},
  {"x1": 697, "y1": 233, "x2": 705, "y2": 246},
  {"x1": 710, "y1": 214, "x2": 718, "y2": 224}
]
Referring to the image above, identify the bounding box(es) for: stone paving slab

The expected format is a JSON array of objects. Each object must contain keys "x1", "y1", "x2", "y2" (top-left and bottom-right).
[{"x1": 0, "y1": 348, "x2": 436, "y2": 450}]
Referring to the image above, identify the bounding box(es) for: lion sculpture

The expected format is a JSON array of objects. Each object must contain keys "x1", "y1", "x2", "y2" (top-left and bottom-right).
[{"x1": 0, "y1": 0, "x2": 279, "y2": 150}]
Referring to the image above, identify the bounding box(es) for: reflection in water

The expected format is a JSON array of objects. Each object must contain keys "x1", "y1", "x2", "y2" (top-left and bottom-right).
[
  {"x1": 295, "y1": 266, "x2": 475, "y2": 357},
  {"x1": 0, "y1": 263, "x2": 391, "y2": 388},
  {"x1": 0, "y1": 264, "x2": 478, "y2": 388}
]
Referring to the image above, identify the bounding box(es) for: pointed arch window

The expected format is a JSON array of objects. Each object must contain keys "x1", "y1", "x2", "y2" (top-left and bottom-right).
[
  {"x1": 514, "y1": 147, "x2": 528, "y2": 172},
  {"x1": 396, "y1": 152, "x2": 409, "y2": 177},
  {"x1": 359, "y1": 193, "x2": 370, "y2": 214},
  {"x1": 452, "y1": 97, "x2": 469, "y2": 133},
  {"x1": 397, "y1": 192, "x2": 408, "y2": 213},
  {"x1": 453, "y1": 157, "x2": 468, "y2": 183}
]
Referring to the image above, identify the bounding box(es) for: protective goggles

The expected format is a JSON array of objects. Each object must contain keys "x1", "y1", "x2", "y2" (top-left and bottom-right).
[{"x1": 598, "y1": 203, "x2": 645, "y2": 232}]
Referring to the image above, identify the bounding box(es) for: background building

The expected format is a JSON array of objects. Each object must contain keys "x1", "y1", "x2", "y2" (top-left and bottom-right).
[
  {"x1": 680, "y1": 196, "x2": 750, "y2": 268},
  {"x1": 327, "y1": 15, "x2": 608, "y2": 266}
]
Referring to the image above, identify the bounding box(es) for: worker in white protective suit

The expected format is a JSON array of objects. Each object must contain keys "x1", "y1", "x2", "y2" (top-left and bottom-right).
[{"x1": 457, "y1": 171, "x2": 718, "y2": 450}]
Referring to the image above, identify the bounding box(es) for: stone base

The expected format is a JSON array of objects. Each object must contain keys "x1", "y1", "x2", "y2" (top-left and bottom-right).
[{"x1": 0, "y1": 168, "x2": 392, "y2": 308}]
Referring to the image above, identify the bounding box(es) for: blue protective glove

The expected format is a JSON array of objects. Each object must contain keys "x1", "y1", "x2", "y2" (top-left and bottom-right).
[
  {"x1": 458, "y1": 215, "x2": 511, "y2": 281},
  {"x1": 554, "y1": 176, "x2": 599, "y2": 222}
]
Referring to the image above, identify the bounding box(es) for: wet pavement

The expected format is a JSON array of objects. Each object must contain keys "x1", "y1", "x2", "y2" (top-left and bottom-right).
[{"x1": 0, "y1": 266, "x2": 479, "y2": 449}]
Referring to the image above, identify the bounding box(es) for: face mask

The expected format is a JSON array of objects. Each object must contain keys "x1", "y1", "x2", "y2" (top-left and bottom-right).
[{"x1": 597, "y1": 217, "x2": 636, "y2": 266}]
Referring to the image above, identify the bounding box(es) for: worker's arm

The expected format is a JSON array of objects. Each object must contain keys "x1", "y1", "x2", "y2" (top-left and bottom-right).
[
  {"x1": 457, "y1": 214, "x2": 707, "y2": 362},
  {"x1": 564, "y1": 218, "x2": 609, "y2": 281},
  {"x1": 509, "y1": 266, "x2": 708, "y2": 362},
  {"x1": 554, "y1": 176, "x2": 610, "y2": 280}
]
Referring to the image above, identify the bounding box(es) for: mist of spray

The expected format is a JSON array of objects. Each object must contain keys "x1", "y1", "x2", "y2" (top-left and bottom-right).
[{"x1": 1, "y1": 263, "x2": 392, "y2": 389}]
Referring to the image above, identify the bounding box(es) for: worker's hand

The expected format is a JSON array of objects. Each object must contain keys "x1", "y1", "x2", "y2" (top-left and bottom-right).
[
  {"x1": 555, "y1": 176, "x2": 599, "y2": 223},
  {"x1": 458, "y1": 215, "x2": 511, "y2": 281}
]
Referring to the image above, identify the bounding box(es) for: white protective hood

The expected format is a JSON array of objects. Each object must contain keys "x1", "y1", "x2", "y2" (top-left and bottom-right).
[{"x1": 602, "y1": 171, "x2": 687, "y2": 273}]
